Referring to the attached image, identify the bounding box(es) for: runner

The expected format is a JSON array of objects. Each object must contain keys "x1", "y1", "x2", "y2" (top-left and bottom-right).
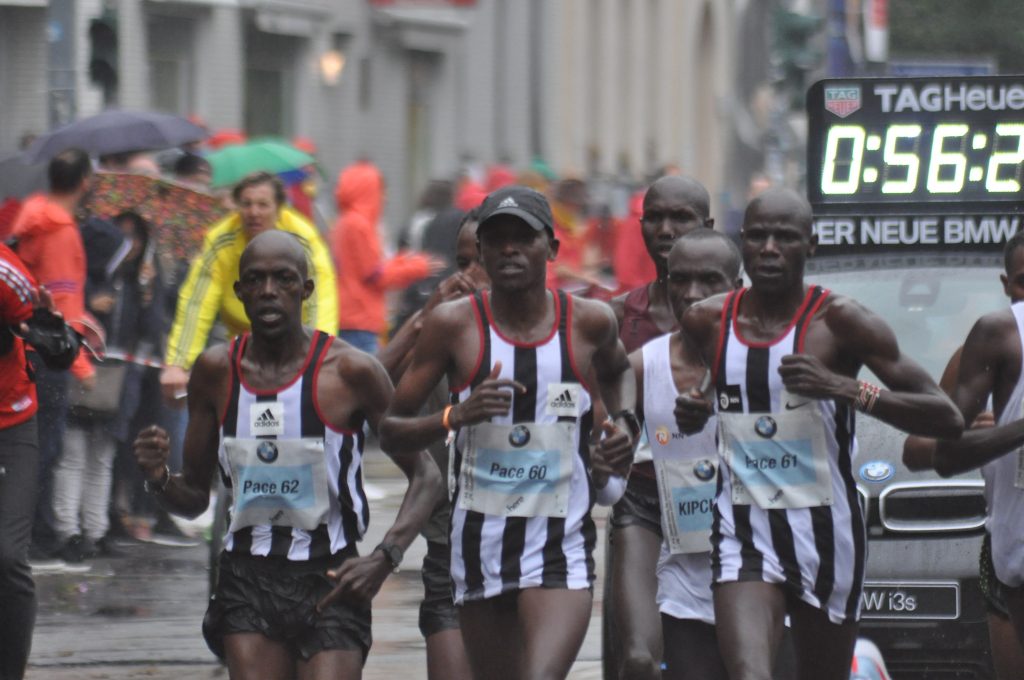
[
  {"x1": 606, "y1": 174, "x2": 714, "y2": 678},
  {"x1": 631, "y1": 231, "x2": 740, "y2": 679},
  {"x1": 675, "y1": 188, "x2": 963, "y2": 680},
  {"x1": 134, "y1": 230, "x2": 440, "y2": 679},
  {"x1": 902, "y1": 341, "x2": 1024, "y2": 679},
  {"x1": 933, "y1": 228, "x2": 1024, "y2": 653},
  {"x1": 379, "y1": 186, "x2": 636, "y2": 680}
]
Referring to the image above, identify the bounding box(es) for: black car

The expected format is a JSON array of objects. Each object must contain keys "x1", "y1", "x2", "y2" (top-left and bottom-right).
[{"x1": 807, "y1": 249, "x2": 1006, "y2": 679}]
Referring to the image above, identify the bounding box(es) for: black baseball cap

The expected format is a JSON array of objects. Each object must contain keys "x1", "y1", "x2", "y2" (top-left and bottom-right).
[{"x1": 477, "y1": 185, "x2": 554, "y2": 234}]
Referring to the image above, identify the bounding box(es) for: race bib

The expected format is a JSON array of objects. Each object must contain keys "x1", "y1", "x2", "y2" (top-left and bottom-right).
[
  {"x1": 719, "y1": 404, "x2": 833, "y2": 510},
  {"x1": 654, "y1": 457, "x2": 717, "y2": 554},
  {"x1": 457, "y1": 421, "x2": 575, "y2": 518},
  {"x1": 224, "y1": 437, "x2": 330, "y2": 531}
]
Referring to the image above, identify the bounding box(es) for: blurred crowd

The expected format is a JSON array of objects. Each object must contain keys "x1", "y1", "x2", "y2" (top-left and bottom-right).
[{"x1": 0, "y1": 126, "x2": 683, "y2": 570}]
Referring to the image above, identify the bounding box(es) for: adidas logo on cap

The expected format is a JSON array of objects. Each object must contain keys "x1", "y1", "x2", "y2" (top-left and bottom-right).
[{"x1": 497, "y1": 196, "x2": 519, "y2": 209}]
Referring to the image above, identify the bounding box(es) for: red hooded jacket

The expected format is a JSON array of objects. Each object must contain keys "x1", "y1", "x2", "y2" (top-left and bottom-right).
[
  {"x1": 11, "y1": 194, "x2": 93, "y2": 379},
  {"x1": 330, "y1": 161, "x2": 432, "y2": 334}
]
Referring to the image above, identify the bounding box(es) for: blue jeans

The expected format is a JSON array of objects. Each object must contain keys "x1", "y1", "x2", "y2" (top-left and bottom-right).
[{"x1": 339, "y1": 330, "x2": 379, "y2": 356}]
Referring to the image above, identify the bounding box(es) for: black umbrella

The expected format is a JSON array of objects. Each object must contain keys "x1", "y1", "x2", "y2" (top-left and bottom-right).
[{"x1": 24, "y1": 109, "x2": 206, "y2": 162}]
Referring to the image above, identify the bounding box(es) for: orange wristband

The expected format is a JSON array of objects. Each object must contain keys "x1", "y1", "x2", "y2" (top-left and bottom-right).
[{"x1": 442, "y1": 405, "x2": 454, "y2": 431}]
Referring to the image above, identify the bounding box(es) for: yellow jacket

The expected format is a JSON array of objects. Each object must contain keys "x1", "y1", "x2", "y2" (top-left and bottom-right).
[{"x1": 165, "y1": 207, "x2": 338, "y2": 369}]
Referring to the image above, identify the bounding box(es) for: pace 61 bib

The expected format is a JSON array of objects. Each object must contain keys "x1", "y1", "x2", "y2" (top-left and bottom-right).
[{"x1": 719, "y1": 404, "x2": 833, "y2": 510}]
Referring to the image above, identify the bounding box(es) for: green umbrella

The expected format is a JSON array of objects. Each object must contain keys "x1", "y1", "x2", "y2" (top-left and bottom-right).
[{"x1": 207, "y1": 138, "x2": 315, "y2": 188}]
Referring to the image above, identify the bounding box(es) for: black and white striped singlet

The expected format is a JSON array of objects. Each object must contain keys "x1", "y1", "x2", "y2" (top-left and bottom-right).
[
  {"x1": 450, "y1": 290, "x2": 596, "y2": 604},
  {"x1": 218, "y1": 331, "x2": 369, "y2": 561},
  {"x1": 711, "y1": 286, "x2": 866, "y2": 624}
]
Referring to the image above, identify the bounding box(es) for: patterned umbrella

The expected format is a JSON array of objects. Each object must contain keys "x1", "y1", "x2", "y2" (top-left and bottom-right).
[
  {"x1": 83, "y1": 172, "x2": 228, "y2": 263},
  {"x1": 207, "y1": 139, "x2": 315, "y2": 189},
  {"x1": 24, "y1": 110, "x2": 207, "y2": 162}
]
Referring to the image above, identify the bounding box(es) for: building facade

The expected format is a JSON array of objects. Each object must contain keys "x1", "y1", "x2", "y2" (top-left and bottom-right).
[{"x1": 1, "y1": 0, "x2": 778, "y2": 231}]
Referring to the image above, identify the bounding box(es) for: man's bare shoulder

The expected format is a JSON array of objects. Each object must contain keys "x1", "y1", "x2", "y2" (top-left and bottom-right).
[
  {"x1": 963, "y1": 307, "x2": 1019, "y2": 348},
  {"x1": 331, "y1": 340, "x2": 390, "y2": 388},
  {"x1": 421, "y1": 295, "x2": 478, "y2": 333},
  {"x1": 819, "y1": 293, "x2": 894, "y2": 336},
  {"x1": 570, "y1": 294, "x2": 619, "y2": 339},
  {"x1": 608, "y1": 291, "x2": 629, "y2": 324}
]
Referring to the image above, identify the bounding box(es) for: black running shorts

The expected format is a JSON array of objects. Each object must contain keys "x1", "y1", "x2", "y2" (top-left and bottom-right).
[{"x1": 203, "y1": 549, "x2": 372, "y2": 662}]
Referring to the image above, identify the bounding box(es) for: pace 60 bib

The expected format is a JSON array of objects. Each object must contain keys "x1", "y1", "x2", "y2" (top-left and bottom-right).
[{"x1": 457, "y1": 421, "x2": 575, "y2": 518}]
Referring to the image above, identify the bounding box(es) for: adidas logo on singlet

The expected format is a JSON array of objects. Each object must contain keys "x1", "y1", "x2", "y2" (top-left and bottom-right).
[
  {"x1": 252, "y1": 405, "x2": 283, "y2": 433},
  {"x1": 550, "y1": 389, "x2": 575, "y2": 409}
]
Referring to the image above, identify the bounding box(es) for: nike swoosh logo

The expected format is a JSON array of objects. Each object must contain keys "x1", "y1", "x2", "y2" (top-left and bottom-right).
[{"x1": 785, "y1": 401, "x2": 810, "y2": 410}]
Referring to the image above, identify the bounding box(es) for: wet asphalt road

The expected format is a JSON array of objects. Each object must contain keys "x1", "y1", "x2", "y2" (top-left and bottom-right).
[{"x1": 26, "y1": 454, "x2": 607, "y2": 680}]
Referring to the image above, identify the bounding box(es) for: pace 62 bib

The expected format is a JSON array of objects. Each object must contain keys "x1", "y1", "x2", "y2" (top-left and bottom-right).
[{"x1": 223, "y1": 437, "x2": 330, "y2": 532}]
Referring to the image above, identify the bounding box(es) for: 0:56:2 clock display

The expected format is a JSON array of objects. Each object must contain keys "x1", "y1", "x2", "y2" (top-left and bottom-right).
[{"x1": 820, "y1": 122, "x2": 1024, "y2": 199}]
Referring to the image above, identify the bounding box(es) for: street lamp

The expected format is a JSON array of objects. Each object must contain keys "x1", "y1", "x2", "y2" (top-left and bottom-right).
[{"x1": 319, "y1": 50, "x2": 345, "y2": 86}]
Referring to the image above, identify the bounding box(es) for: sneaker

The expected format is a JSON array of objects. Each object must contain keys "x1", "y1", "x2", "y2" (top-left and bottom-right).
[
  {"x1": 30, "y1": 557, "x2": 92, "y2": 574},
  {"x1": 58, "y1": 535, "x2": 93, "y2": 563}
]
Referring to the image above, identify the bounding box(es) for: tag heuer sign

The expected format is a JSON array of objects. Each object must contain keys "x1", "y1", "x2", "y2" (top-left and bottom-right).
[{"x1": 824, "y1": 85, "x2": 861, "y2": 118}]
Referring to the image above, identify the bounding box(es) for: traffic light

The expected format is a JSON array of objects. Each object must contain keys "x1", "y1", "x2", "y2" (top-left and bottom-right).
[
  {"x1": 88, "y1": 11, "x2": 119, "y2": 104},
  {"x1": 772, "y1": 7, "x2": 823, "y2": 109}
]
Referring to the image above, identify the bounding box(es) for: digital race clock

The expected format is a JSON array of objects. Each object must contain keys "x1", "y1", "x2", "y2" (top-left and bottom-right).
[{"x1": 807, "y1": 76, "x2": 1024, "y2": 210}]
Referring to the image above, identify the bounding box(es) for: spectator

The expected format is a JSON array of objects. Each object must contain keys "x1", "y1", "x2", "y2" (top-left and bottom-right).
[
  {"x1": 549, "y1": 178, "x2": 604, "y2": 291},
  {"x1": 0, "y1": 242, "x2": 82, "y2": 680},
  {"x1": 330, "y1": 160, "x2": 442, "y2": 354},
  {"x1": 172, "y1": 153, "x2": 212, "y2": 191},
  {"x1": 159, "y1": 171, "x2": 338, "y2": 403},
  {"x1": 10, "y1": 148, "x2": 94, "y2": 559},
  {"x1": 56, "y1": 212, "x2": 168, "y2": 559}
]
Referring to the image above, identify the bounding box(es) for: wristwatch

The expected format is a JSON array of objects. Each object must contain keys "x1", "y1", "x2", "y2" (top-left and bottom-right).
[
  {"x1": 144, "y1": 465, "x2": 171, "y2": 494},
  {"x1": 374, "y1": 541, "x2": 404, "y2": 572},
  {"x1": 610, "y1": 409, "x2": 642, "y2": 440}
]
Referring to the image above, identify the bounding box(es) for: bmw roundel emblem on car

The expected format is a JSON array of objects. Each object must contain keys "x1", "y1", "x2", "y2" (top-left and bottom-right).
[
  {"x1": 257, "y1": 441, "x2": 279, "y2": 463},
  {"x1": 693, "y1": 459, "x2": 716, "y2": 482},
  {"x1": 859, "y1": 460, "x2": 894, "y2": 483},
  {"x1": 754, "y1": 416, "x2": 778, "y2": 439},
  {"x1": 508, "y1": 425, "x2": 531, "y2": 447}
]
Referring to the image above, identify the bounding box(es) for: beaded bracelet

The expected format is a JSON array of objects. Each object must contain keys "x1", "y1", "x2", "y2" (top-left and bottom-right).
[{"x1": 855, "y1": 380, "x2": 882, "y2": 413}]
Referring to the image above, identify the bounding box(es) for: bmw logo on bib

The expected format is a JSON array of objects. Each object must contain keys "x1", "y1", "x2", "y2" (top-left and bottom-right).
[
  {"x1": 509, "y1": 425, "x2": 531, "y2": 448},
  {"x1": 693, "y1": 459, "x2": 716, "y2": 481},
  {"x1": 257, "y1": 441, "x2": 279, "y2": 463},
  {"x1": 754, "y1": 416, "x2": 778, "y2": 439}
]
